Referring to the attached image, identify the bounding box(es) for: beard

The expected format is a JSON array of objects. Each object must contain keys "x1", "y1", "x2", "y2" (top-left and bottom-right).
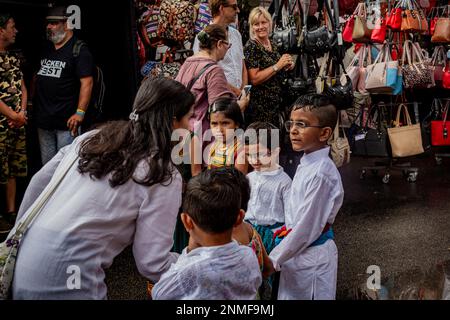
[{"x1": 47, "y1": 29, "x2": 66, "y2": 44}]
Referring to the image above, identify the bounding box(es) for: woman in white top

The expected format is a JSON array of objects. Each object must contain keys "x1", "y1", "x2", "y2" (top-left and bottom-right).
[{"x1": 10, "y1": 78, "x2": 195, "y2": 299}]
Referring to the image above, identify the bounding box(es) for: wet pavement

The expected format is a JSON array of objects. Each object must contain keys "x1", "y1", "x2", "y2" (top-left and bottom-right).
[{"x1": 334, "y1": 151, "x2": 450, "y2": 299}]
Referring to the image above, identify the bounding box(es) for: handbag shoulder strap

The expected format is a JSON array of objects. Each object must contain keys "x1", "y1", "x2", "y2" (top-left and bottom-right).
[
  {"x1": 395, "y1": 104, "x2": 413, "y2": 127},
  {"x1": 186, "y1": 62, "x2": 216, "y2": 91},
  {"x1": 12, "y1": 152, "x2": 79, "y2": 240}
]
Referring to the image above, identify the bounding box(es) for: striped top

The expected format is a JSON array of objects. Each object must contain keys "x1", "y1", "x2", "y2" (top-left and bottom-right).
[{"x1": 207, "y1": 138, "x2": 242, "y2": 169}]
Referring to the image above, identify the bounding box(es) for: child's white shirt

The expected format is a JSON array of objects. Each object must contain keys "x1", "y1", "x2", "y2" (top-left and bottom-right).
[
  {"x1": 245, "y1": 166, "x2": 292, "y2": 226},
  {"x1": 152, "y1": 241, "x2": 261, "y2": 300},
  {"x1": 269, "y1": 147, "x2": 344, "y2": 271}
]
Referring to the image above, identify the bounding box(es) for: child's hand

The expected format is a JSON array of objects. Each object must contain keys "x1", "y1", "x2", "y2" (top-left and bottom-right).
[{"x1": 262, "y1": 259, "x2": 276, "y2": 278}]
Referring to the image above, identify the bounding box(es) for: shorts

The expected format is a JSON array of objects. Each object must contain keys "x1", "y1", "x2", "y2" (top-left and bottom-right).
[{"x1": 0, "y1": 124, "x2": 27, "y2": 184}]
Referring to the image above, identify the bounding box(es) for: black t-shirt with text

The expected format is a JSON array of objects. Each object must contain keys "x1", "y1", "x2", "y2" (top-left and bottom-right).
[{"x1": 34, "y1": 36, "x2": 94, "y2": 130}]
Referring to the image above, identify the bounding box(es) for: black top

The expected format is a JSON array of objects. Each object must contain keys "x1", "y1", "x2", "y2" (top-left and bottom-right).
[{"x1": 34, "y1": 36, "x2": 94, "y2": 130}]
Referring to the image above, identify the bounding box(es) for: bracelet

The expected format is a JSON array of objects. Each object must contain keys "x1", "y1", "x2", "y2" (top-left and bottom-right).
[{"x1": 76, "y1": 109, "x2": 86, "y2": 117}]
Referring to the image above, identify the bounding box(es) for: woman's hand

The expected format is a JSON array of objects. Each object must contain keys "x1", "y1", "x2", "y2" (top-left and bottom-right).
[
  {"x1": 237, "y1": 90, "x2": 250, "y2": 113},
  {"x1": 276, "y1": 54, "x2": 295, "y2": 71}
]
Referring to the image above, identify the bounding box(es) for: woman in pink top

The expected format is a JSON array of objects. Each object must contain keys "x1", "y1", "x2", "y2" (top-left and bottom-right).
[{"x1": 176, "y1": 24, "x2": 249, "y2": 177}]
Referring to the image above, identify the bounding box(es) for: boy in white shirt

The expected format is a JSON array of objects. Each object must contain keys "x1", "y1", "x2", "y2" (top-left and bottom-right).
[
  {"x1": 244, "y1": 122, "x2": 291, "y2": 254},
  {"x1": 152, "y1": 168, "x2": 261, "y2": 300},
  {"x1": 269, "y1": 94, "x2": 344, "y2": 300}
]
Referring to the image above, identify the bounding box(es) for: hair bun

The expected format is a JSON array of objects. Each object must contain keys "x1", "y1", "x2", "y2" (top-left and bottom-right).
[{"x1": 197, "y1": 30, "x2": 210, "y2": 45}]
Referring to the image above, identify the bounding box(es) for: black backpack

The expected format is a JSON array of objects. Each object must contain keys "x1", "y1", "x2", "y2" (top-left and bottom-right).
[{"x1": 72, "y1": 40, "x2": 106, "y2": 131}]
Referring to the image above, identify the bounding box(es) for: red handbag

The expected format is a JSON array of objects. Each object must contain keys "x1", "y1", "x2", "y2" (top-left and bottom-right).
[
  {"x1": 371, "y1": 17, "x2": 387, "y2": 43},
  {"x1": 430, "y1": 16, "x2": 438, "y2": 34},
  {"x1": 343, "y1": 16, "x2": 355, "y2": 42},
  {"x1": 431, "y1": 103, "x2": 450, "y2": 146},
  {"x1": 387, "y1": 8, "x2": 402, "y2": 30},
  {"x1": 443, "y1": 63, "x2": 450, "y2": 89}
]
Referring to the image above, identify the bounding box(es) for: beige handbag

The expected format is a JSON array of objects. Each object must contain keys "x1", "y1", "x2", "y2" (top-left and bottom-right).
[
  {"x1": 352, "y1": 2, "x2": 373, "y2": 43},
  {"x1": 387, "y1": 104, "x2": 424, "y2": 158},
  {"x1": 328, "y1": 113, "x2": 351, "y2": 168},
  {"x1": 365, "y1": 44, "x2": 398, "y2": 94}
]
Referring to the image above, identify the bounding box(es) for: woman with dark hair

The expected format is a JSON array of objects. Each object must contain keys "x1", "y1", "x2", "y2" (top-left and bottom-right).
[{"x1": 9, "y1": 77, "x2": 195, "y2": 299}]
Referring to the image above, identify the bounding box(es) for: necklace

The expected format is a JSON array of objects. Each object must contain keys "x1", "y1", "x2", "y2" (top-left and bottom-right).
[{"x1": 255, "y1": 38, "x2": 271, "y2": 51}]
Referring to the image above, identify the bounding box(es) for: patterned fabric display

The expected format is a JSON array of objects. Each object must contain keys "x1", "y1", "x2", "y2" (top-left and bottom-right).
[
  {"x1": 157, "y1": 0, "x2": 196, "y2": 43},
  {"x1": 195, "y1": 1, "x2": 212, "y2": 35},
  {"x1": 140, "y1": 3, "x2": 161, "y2": 46}
]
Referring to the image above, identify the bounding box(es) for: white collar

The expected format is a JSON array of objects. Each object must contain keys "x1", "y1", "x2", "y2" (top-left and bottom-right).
[
  {"x1": 300, "y1": 147, "x2": 330, "y2": 167},
  {"x1": 254, "y1": 165, "x2": 283, "y2": 176}
]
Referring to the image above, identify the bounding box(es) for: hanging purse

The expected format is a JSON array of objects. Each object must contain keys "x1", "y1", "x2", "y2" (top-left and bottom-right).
[
  {"x1": 443, "y1": 61, "x2": 450, "y2": 89},
  {"x1": 371, "y1": 17, "x2": 387, "y2": 43},
  {"x1": 341, "y1": 46, "x2": 364, "y2": 91},
  {"x1": 365, "y1": 43, "x2": 399, "y2": 94},
  {"x1": 401, "y1": 0, "x2": 428, "y2": 33},
  {"x1": 431, "y1": 5, "x2": 450, "y2": 43},
  {"x1": 352, "y1": 2, "x2": 373, "y2": 42},
  {"x1": 303, "y1": 0, "x2": 337, "y2": 55},
  {"x1": 328, "y1": 112, "x2": 351, "y2": 168},
  {"x1": 0, "y1": 153, "x2": 78, "y2": 299},
  {"x1": 431, "y1": 101, "x2": 450, "y2": 146},
  {"x1": 272, "y1": 0, "x2": 299, "y2": 53},
  {"x1": 324, "y1": 58, "x2": 354, "y2": 110},
  {"x1": 386, "y1": 1, "x2": 403, "y2": 31},
  {"x1": 387, "y1": 104, "x2": 424, "y2": 158},
  {"x1": 401, "y1": 40, "x2": 434, "y2": 89},
  {"x1": 431, "y1": 46, "x2": 446, "y2": 84},
  {"x1": 352, "y1": 104, "x2": 389, "y2": 157}
]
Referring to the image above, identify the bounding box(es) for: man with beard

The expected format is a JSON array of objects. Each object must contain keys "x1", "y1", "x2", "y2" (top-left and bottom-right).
[
  {"x1": 34, "y1": 6, "x2": 93, "y2": 165},
  {"x1": 0, "y1": 13, "x2": 28, "y2": 230}
]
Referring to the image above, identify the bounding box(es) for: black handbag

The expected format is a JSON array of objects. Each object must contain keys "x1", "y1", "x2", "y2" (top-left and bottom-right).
[
  {"x1": 282, "y1": 53, "x2": 317, "y2": 106},
  {"x1": 352, "y1": 105, "x2": 390, "y2": 157},
  {"x1": 272, "y1": 0, "x2": 299, "y2": 53},
  {"x1": 324, "y1": 59, "x2": 354, "y2": 111},
  {"x1": 302, "y1": 0, "x2": 337, "y2": 55}
]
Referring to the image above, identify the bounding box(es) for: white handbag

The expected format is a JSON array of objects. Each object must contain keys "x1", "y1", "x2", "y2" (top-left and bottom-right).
[{"x1": 0, "y1": 153, "x2": 78, "y2": 299}]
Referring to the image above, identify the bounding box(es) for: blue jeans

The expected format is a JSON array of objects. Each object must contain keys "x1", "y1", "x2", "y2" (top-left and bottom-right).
[{"x1": 37, "y1": 128, "x2": 76, "y2": 165}]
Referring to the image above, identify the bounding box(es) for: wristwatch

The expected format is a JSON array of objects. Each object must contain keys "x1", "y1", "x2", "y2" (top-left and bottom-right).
[{"x1": 272, "y1": 65, "x2": 279, "y2": 73}]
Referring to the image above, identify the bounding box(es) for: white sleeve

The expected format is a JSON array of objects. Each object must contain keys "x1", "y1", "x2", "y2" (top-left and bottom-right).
[
  {"x1": 132, "y1": 173, "x2": 182, "y2": 282},
  {"x1": 269, "y1": 175, "x2": 338, "y2": 270},
  {"x1": 151, "y1": 266, "x2": 184, "y2": 300},
  {"x1": 281, "y1": 179, "x2": 291, "y2": 222},
  {"x1": 16, "y1": 144, "x2": 69, "y2": 221}
]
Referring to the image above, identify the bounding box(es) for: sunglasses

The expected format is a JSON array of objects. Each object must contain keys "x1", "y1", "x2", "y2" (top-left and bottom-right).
[{"x1": 223, "y1": 3, "x2": 239, "y2": 10}]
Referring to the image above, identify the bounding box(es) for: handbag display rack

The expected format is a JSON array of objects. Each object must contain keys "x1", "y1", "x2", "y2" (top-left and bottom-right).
[{"x1": 358, "y1": 102, "x2": 420, "y2": 184}]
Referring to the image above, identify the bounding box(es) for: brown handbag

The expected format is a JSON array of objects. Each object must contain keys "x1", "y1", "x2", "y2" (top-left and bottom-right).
[
  {"x1": 431, "y1": 18, "x2": 450, "y2": 43},
  {"x1": 387, "y1": 104, "x2": 424, "y2": 158},
  {"x1": 401, "y1": 0, "x2": 428, "y2": 33},
  {"x1": 352, "y1": 3, "x2": 372, "y2": 42}
]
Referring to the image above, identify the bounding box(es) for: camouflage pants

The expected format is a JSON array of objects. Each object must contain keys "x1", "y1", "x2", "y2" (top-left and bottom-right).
[{"x1": 0, "y1": 125, "x2": 27, "y2": 184}]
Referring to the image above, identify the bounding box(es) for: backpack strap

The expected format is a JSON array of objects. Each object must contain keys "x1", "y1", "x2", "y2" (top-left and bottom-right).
[
  {"x1": 186, "y1": 63, "x2": 216, "y2": 91},
  {"x1": 73, "y1": 39, "x2": 87, "y2": 59}
]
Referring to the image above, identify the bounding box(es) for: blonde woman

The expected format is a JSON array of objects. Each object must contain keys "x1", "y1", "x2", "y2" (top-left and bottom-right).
[{"x1": 244, "y1": 6, "x2": 294, "y2": 127}]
